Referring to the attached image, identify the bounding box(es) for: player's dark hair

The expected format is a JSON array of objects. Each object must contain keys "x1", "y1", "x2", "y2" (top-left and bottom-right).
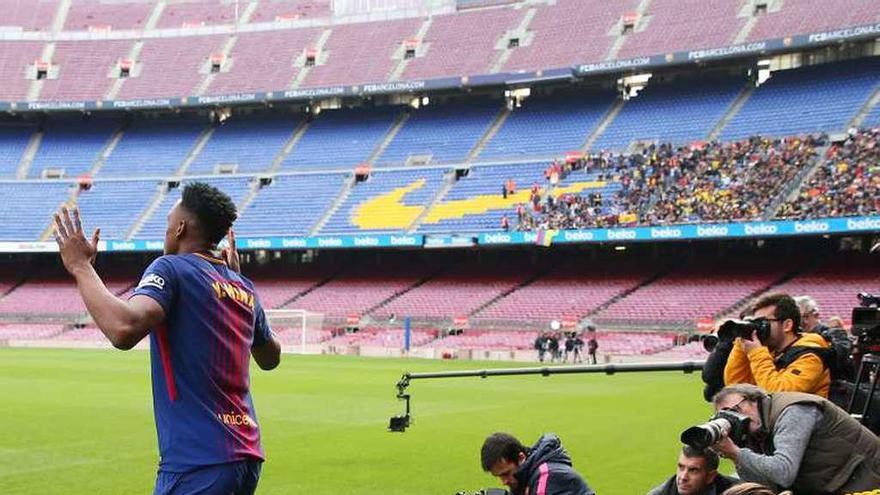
[
  {"x1": 481, "y1": 432, "x2": 527, "y2": 471},
  {"x1": 180, "y1": 182, "x2": 237, "y2": 246}
]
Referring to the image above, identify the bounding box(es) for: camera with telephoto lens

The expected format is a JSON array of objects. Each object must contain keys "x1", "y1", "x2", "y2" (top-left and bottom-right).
[
  {"x1": 717, "y1": 318, "x2": 772, "y2": 344},
  {"x1": 697, "y1": 317, "x2": 773, "y2": 353},
  {"x1": 680, "y1": 409, "x2": 752, "y2": 450}
]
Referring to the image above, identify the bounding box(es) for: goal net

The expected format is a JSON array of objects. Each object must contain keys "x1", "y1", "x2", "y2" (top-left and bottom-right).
[{"x1": 266, "y1": 309, "x2": 326, "y2": 354}]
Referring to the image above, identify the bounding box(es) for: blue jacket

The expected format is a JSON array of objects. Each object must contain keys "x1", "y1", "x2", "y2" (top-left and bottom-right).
[{"x1": 513, "y1": 434, "x2": 594, "y2": 495}]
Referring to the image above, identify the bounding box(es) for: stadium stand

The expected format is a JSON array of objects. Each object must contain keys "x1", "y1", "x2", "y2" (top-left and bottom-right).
[
  {"x1": 321, "y1": 168, "x2": 448, "y2": 234},
  {"x1": 0, "y1": 271, "x2": 133, "y2": 315},
  {"x1": 591, "y1": 79, "x2": 743, "y2": 151},
  {"x1": 186, "y1": 114, "x2": 300, "y2": 175},
  {"x1": 249, "y1": 0, "x2": 332, "y2": 23},
  {"x1": 74, "y1": 180, "x2": 160, "y2": 240},
  {"x1": 0, "y1": 123, "x2": 35, "y2": 178},
  {"x1": 282, "y1": 106, "x2": 402, "y2": 170},
  {"x1": 401, "y1": 6, "x2": 524, "y2": 80},
  {"x1": 156, "y1": 1, "x2": 237, "y2": 28},
  {"x1": 416, "y1": 161, "x2": 548, "y2": 234},
  {"x1": 616, "y1": 0, "x2": 745, "y2": 59},
  {"x1": 478, "y1": 90, "x2": 616, "y2": 159},
  {"x1": 0, "y1": 181, "x2": 70, "y2": 240},
  {"x1": 720, "y1": 58, "x2": 880, "y2": 141},
  {"x1": 777, "y1": 128, "x2": 880, "y2": 219},
  {"x1": 759, "y1": 256, "x2": 880, "y2": 324},
  {"x1": 0, "y1": 42, "x2": 48, "y2": 102},
  {"x1": 501, "y1": 0, "x2": 637, "y2": 72},
  {"x1": 64, "y1": 1, "x2": 153, "y2": 31},
  {"x1": 373, "y1": 263, "x2": 531, "y2": 320},
  {"x1": 593, "y1": 261, "x2": 789, "y2": 327},
  {"x1": 205, "y1": 28, "x2": 324, "y2": 96},
  {"x1": 29, "y1": 117, "x2": 120, "y2": 179},
  {"x1": 287, "y1": 265, "x2": 426, "y2": 318},
  {"x1": 234, "y1": 173, "x2": 347, "y2": 236},
  {"x1": 101, "y1": 118, "x2": 204, "y2": 177},
  {"x1": 116, "y1": 35, "x2": 227, "y2": 100},
  {"x1": 746, "y1": 0, "x2": 880, "y2": 41},
  {"x1": 0, "y1": 323, "x2": 61, "y2": 340},
  {"x1": 472, "y1": 263, "x2": 652, "y2": 325},
  {"x1": 302, "y1": 18, "x2": 421, "y2": 88},
  {"x1": 378, "y1": 98, "x2": 499, "y2": 165},
  {"x1": 0, "y1": 0, "x2": 58, "y2": 31},
  {"x1": 38, "y1": 40, "x2": 132, "y2": 102}
]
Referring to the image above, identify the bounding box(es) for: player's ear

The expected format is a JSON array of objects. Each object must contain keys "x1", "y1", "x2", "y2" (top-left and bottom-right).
[{"x1": 175, "y1": 219, "x2": 186, "y2": 239}]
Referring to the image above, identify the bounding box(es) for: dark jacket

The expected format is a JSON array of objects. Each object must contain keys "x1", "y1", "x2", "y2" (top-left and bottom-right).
[
  {"x1": 702, "y1": 340, "x2": 734, "y2": 402},
  {"x1": 761, "y1": 392, "x2": 880, "y2": 494},
  {"x1": 646, "y1": 472, "x2": 738, "y2": 495},
  {"x1": 513, "y1": 434, "x2": 594, "y2": 495}
]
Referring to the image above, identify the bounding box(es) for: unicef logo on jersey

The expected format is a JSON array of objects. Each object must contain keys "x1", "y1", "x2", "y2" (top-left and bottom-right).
[{"x1": 137, "y1": 273, "x2": 166, "y2": 291}]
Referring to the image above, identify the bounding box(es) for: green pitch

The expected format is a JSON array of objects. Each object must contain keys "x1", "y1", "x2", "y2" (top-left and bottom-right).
[{"x1": 0, "y1": 348, "x2": 724, "y2": 495}]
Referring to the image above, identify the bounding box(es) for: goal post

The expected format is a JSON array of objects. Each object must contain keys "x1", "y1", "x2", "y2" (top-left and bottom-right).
[{"x1": 266, "y1": 309, "x2": 325, "y2": 354}]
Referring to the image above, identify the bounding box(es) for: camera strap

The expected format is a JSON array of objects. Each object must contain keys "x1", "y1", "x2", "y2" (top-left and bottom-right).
[{"x1": 774, "y1": 345, "x2": 834, "y2": 372}]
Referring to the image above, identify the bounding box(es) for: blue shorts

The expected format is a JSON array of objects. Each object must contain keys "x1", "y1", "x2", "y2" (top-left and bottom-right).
[{"x1": 153, "y1": 460, "x2": 262, "y2": 495}]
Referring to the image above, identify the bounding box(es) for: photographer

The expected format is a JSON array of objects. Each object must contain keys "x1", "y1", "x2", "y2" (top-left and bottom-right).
[
  {"x1": 647, "y1": 446, "x2": 739, "y2": 495},
  {"x1": 723, "y1": 294, "x2": 831, "y2": 398},
  {"x1": 794, "y1": 295, "x2": 854, "y2": 381},
  {"x1": 710, "y1": 384, "x2": 880, "y2": 495},
  {"x1": 480, "y1": 432, "x2": 594, "y2": 495}
]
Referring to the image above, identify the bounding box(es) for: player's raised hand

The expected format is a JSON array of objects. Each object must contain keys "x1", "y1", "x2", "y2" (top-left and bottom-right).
[
  {"x1": 53, "y1": 206, "x2": 100, "y2": 276},
  {"x1": 222, "y1": 228, "x2": 241, "y2": 273}
]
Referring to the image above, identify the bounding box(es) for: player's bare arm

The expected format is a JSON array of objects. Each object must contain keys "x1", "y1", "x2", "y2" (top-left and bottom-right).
[{"x1": 54, "y1": 206, "x2": 164, "y2": 350}]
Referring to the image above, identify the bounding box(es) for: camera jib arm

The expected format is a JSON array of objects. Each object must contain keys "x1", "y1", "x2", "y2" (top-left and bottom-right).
[{"x1": 389, "y1": 361, "x2": 706, "y2": 432}]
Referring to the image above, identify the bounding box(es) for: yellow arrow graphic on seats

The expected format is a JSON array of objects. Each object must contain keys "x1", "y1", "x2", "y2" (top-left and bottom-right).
[{"x1": 352, "y1": 179, "x2": 607, "y2": 230}]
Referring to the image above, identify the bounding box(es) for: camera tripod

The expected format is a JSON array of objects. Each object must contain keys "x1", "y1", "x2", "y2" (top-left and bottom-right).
[{"x1": 846, "y1": 353, "x2": 880, "y2": 429}]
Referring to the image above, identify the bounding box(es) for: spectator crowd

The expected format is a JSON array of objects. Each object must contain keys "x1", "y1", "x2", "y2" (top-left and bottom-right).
[{"x1": 512, "y1": 134, "x2": 829, "y2": 232}]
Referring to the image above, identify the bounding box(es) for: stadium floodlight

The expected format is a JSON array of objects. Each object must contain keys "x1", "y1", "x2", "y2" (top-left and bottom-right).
[{"x1": 388, "y1": 361, "x2": 706, "y2": 432}]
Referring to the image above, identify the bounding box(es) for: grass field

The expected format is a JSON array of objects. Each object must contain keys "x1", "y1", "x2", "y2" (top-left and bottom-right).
[{"x1": 0, "y1": 348, "x2": 725, "y2": 495}]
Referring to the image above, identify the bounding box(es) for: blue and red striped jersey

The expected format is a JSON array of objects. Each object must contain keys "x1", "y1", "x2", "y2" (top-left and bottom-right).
[{"x1": 133, "y1": 252, "x2": 272, "y2": 472}]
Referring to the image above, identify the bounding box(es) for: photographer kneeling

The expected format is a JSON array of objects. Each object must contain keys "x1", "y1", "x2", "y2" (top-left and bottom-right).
[
  {"x1": 723, "y1": 294, "x2": 831, "y2": 398},
  {"x1": 709, "y1": 384, "x2": 880, "y2": 495},
  {"x1": 481, "y1": 432, "x2": 594, "y2": 495}
]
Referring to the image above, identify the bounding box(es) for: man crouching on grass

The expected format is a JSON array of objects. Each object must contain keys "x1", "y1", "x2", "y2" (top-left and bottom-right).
[
  {"x1": 481, "y1": 432, "x2": 595, "y2": 495},
  {"x1": 53, "y1": 182, "x2": 281, "y2": 495}
]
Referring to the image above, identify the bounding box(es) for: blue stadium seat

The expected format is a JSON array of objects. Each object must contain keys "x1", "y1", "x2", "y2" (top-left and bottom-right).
[
  {"x1": 102, "y1": 118, "x2": 206, "y2": 177},
  {"x1": 0, "y1": 181, "x2": 71, "y2": 240},
  {"x1": 75, "y1": 180, "x2": 161, "y2": 240},
  {"x1": 378, "y1": 98, "x2": 501, "y2": 165},
  {"x1": 0, "y1": 124, "x2": 35, "y2": 178},
  {"x1": 479, "y1": 91, "x2": 615, "y2": 159},
  {"x1": 30, "y1": 117, "x2": 120, "y2": 178},
  {"x1": 281, "y1": 106, "x2": 402, "y2": 171},
  {"x1": 721, "y1": 57, "x2": 880, "y2": 141},
  {"x1": 187, "y1": 115, "x2": 301, "y2": 175},
  {"x1": 235, "y1": 173, "x2": 348, "y2": 237},
  {"x1": 592, "y1": 79, "x2": 742, "y2": 151}
]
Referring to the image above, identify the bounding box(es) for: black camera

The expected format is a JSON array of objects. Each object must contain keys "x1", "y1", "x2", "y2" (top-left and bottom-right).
[
  {"x1": 681, "y1": 409, "x2": 752, "y2": 450},
  {"x1": 717, "y1": 318, "x2": 772, "y2": 344},
  {"x1": 853, "y1": 293, "x2": 880, "y2": 348}
]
